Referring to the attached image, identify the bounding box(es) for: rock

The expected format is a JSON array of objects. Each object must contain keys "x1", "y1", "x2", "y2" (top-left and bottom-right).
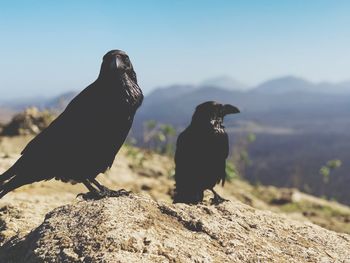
[
  {"x1": 270, "y1": 188, "x2": 294, "y2": 205},
  {"x1": 0, "y1": 194, "x2": 349, "y2": 263},
  {"x1": 1, "y1": 107, "x2": 56, "y2": 136}
]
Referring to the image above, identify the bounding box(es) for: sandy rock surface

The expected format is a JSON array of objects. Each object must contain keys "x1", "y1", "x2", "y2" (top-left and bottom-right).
[
  {"x1": 1, "y1": 138, "x2": 350, "y2": 262},
  {"x1": 0, "y1": 194, "x2": 349, "y2": 263}
]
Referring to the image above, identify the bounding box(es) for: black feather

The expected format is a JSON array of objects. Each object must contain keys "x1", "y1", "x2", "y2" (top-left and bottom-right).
[{"x1": 173, "y1": 101, "x2": 239, "y2": 204}]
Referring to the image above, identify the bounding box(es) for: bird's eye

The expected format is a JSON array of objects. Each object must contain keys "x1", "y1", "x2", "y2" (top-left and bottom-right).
[{"x1": 124, "y1": 57, "x2": 131, "y2": 65}]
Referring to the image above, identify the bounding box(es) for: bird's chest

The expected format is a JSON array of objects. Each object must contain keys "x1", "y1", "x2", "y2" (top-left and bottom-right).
[
  {"x1": 123, "y1": 86, "x2": 143, "y2": 109},
  {"x1": 83, "y1": 97, "x2": 132, "y2": 141},
  {"x1": 196, "y1": 130, "x2": 224, "y2": 149},
  {"x1": 119, "y1": 76, "x2": 143, "y2": 110},
  {"x1": 213, "y1": 121, "x2": 225, "y2": 134}
]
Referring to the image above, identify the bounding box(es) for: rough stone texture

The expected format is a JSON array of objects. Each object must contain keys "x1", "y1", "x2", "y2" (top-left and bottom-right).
[
  {"x1": 1, "y1": 107, "x2": 56, "y2": 136},
  {"x1": 1, "y1": 139, "x2": 350, "y2": 262},
  {"x1": 0, "y1": 194, "x2": 349, "y2": 263}
]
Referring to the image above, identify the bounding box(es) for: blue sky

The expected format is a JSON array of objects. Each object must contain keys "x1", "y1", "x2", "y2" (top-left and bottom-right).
[{"x1": 0, "y1": 0, "x2": 350, "y2": 99}]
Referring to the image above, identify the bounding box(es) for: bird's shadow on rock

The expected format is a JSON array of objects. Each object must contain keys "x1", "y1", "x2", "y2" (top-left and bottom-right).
[{"x1": 0, "y1": 226, "x2": 43, "y2": 263}]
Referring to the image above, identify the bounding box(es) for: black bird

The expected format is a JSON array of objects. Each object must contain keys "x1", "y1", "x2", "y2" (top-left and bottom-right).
[
  {"x1": 173, "y1": 101, "x2": 239, "y2": 204},
  {"x1": 0, "y1": 50, "x2": 143, "y2": 199}
]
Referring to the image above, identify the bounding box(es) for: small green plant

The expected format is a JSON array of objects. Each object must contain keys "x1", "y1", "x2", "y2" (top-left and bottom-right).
[
  {"x1": 319, "y1": 159, "x2": 342, "y2": 183},
  {"x1": 167, "y1": 167, "x2": 175, "y2": 178},
  {"x1": 143, "y1": 120, "x2": 176, "y2": 155},
  {"x1": 158, "y1": 124, "x2": 176, "y2": 155},
  {"x1": 225, "y1": 161, "x2": 239, "y2": 181},
  {"x1": 125, "y1": 146, "x2": 146, "y2": 168},
  {"x1": 124, "y1": 135, "x2": 137, "y2": 147},
  {"x1": 247, "y1": 133, "x2": 256, "y2": 143},
  {"x1": 231, "y1": 132, "x2": 256, "y2": 178}
]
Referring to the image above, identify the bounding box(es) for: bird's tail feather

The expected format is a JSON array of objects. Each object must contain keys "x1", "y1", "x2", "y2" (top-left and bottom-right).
[
  {"x1": 0, "y1": 177, "x2": 23, "y2": 199},
  {"x1": 173, "y1": 185, "x2": 204, "y2": 204},
  {"x1": 0, "y1": 165, "x2": 19, "y2": 199},
  {"x1": 0, "y1": 166, "x2": 16, "y2": 186}
]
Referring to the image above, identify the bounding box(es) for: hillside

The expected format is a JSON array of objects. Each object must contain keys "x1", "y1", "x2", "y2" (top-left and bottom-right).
[
  {"x1": 0, "y1": 135, "x2": 350, "y2": 245},
  {"x1": 132, "y1": 80, "x2": 350, "y2": 205}
]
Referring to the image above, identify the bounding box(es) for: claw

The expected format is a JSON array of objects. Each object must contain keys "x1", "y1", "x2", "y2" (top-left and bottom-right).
[
  {"x1": 76, "y1": 188, "x2": 132, "y2": 200},
  {"x1": 101, "y1": 188, "x2": 132, "y2": 197},
  {"x1": 210, "y1": 195, "x2": 228, "y2": 205},
  {"x1": 210, "y1": 189, "x2": 228, "y2": 205},
  {"x1": 77, "y1": 191, "x2": 104, "y2": 200}
]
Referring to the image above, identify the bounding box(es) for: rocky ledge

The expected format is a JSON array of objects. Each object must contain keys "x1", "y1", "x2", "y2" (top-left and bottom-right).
[{"x1": 0, "y1": 194, "x2": 350, "y2": 263}]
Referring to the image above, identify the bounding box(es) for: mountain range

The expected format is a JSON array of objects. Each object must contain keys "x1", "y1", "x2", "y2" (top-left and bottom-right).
[
  {"x1": 1, "y1": 75, "x2": 350, "y2": 112},
  {"x1": 135, "y1": 76, "x2": 350, "y2": 132}
]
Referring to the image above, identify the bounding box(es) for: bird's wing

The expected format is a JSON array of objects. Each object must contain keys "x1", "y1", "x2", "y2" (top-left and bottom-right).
[
  {"x1": 222, "y1": 132, "x2": 230, "y2": 159},
  {"x1": 202, "y1": 130, "x2": 230, "y2": 186},
  {"x1": 174, "y1": 129, "x2": 197, "y2": 179},
  {"x1": 174, "y1": 132, "x2": 188, "y2": 170},
  {"x1": 219, "y1": 132, "x2": 230, "y2": 185},
  {"x1": 175, "y1": 129, "x2": 199, "y2": 160},
  {"x1": 21, "y1": 83, "x2": 99, "y2": 155}
]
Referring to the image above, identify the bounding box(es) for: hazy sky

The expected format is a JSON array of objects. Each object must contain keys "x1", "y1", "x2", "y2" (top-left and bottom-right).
[{"x1": 1, "y1": 0, "x2": 350, "y2": 99}]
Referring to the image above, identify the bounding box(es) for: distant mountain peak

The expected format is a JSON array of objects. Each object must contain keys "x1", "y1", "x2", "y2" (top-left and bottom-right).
[
  {"x1": 254, "y1": 76, "x2": 314, "y2": 94},
  {"x1": 200, "y1": 76, "x2": 248, "y2": 91},
  {"x1": 263, "y1": 75, "x2": 312, "y2": 85},
  {"x1": 253, "y1": 76, "x2": 350, "y2": 94}
]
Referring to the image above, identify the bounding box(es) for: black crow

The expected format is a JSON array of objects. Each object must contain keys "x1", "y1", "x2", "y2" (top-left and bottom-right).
[
  {"x1": 173, "y1": 101, "x2": 239, "y2": 204},
  {"x1": 0, "y1": 50, "x2": 143, "y2": 199}
]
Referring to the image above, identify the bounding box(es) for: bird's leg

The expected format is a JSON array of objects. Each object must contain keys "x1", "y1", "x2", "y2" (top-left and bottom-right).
[
  {"x1": 210, "y1": 189, "x2": 228, "y2": 205},
  {"x1": 77, "y1": 180, "x2": 103, "y2": 200},
  {"x1": 90, "y1": 178, "x2": 131, "y2": 197},
  {"x1": 83, "y1": 180, "x2": 98, "y2": 192}
]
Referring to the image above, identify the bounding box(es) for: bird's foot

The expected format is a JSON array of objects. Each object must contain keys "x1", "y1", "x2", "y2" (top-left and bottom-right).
[
  {"x1": 210, "y1": 194, "x2": 228, "y2": 205},
  {"x1": 77, "y1": 189, "x2": 131, "y2": 200},
  {"x1": 77, "y1": 191, "x2": 103, "y2": 200},
  {"x1": 100, "y1": 188, "x2": 132, "y2": 198}
]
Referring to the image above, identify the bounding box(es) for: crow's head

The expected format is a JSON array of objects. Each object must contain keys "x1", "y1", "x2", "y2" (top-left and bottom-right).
[
  {"x1": 99, "y1": 50, "x2": 138, "y2": 84},
  {"x1": 191, "y1": 101, "x2": 240, "y2": 127}
]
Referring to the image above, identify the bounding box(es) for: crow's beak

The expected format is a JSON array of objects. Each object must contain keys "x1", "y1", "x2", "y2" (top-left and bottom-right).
[
  {"x1": 111, "y1": 56, "x2": 123, "y2": 70},
  {"x1": 223, "y1": 104, "x2": 240, "y2": 115}
]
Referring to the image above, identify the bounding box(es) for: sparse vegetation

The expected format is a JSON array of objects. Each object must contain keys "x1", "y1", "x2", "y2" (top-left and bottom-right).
[
  {"x1": 280, "y1": 200, "x2": 350, "y2": 233},
  {"x1": 319, "y1": 159, "x2": 342, "y2": 183},
  {"x1": 225, "y1": 161, "x2": 239, "y2": 181},
  {"x1": 249, "y1": 184, "x2": 350, "y2": 234},
  {"x1": 124, "y1": 145, "x2": 147, "y2": 169},
  {"x1": 226, "y1": 132, "x2": 256, "y2": 181},
  {"x1": 143, "y1": 120, "x2": 176, "y2": 155}
]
